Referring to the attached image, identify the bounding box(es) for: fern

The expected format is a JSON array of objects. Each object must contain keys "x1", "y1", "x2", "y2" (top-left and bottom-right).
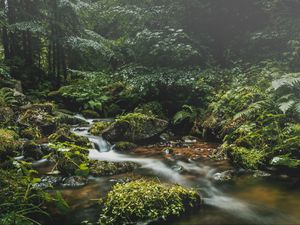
[{"x1": 272, "y1": 74, "x2": 300, "y2": 116}]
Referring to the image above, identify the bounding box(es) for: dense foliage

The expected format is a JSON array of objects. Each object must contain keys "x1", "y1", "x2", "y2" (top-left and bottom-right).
[{"x1": 1, "y1": 0, "x2": 300, "y2": 224}]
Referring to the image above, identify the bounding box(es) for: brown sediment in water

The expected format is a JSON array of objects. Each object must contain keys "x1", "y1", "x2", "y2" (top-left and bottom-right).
[{"x1": 133, "y1": 140, "x2": 221, "y2": 160}]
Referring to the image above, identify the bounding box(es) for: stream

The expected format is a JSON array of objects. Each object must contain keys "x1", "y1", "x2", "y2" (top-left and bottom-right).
[{"x1": 46, "y1": 116, "x2": 300, "y2": 225}]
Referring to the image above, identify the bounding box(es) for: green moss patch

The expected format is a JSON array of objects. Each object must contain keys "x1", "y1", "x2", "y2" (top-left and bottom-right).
[
  {"x1": 114, "y1": 141, "x2": 137, "y2": 152},
  {"x1": 89, "y1": 121, "x2": 111, "y2": 136},
  {"x1": 0, "y1": 129, "x2": 21, "y2": 160},
  {"x1": 89, "y1": 160, "x2": 138, "y2": 176},
  {"x1": 99, "y1": 180, "x2": 201, "y2": 225},
  {"x1": 49, "y1": 127, "x2": 91, "y2": 147}
]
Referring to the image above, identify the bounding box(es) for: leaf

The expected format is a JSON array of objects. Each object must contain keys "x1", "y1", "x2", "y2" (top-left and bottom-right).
[
  {"x1": 279, "y1": 100, "x2": 295, "y2": 114},
  {"x1": 55, "y1": 191, "x2": 70, "y2": 214}
]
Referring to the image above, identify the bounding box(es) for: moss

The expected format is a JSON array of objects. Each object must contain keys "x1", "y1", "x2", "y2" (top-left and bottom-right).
[
  {"x1": 48, "y1": 127, "x2": 91, "y2": 147},
  {"x1": 89, "y1": 160, "x2": 138, "y2": 176},
  {"x1": 226, "y1": 145, "x2": 267, "y2": 169},
  {"x1": 81, "y1": 109, "x2": 100, "y2": 118},
  {"x1": 114, "y1": 142, "x2": 137, "y2": 152},
  {"x1": 20, "y1": 127, "x2": 42, "y2": 140},
  {"x1": 49, "y1": 142, "x2": 89, "y2": 176},
  {"x1": 103, "y1": 113, "x2": 168, "y2": 142},
  {"x1": 99, "y1": 180, "x2": 201, "y2": 225},
  {"x1": 89, "y1": 121, "x2": 111, "y2": 135},
  {"x1": 0, "y1": 129, "x2": 21, "y2": 160},
  {"x1": 115, "y1": 113, "x2": 155, "y2": 135}
]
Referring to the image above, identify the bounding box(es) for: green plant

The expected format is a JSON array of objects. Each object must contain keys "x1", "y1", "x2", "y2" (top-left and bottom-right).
[
  {"x1": 47, "y1": 142, "x2": 89, "y2": 176},
  {"x1": 0, "y1": 88, "x2": 18, "y2": 107},
  {"x1": 272, "y1": 73, "x2": 300, "y2": 119}
]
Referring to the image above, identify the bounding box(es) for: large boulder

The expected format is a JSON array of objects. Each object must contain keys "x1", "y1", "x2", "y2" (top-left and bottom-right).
[{"x1": 102, "y1": 113, "x2": 168, "y2": 142}]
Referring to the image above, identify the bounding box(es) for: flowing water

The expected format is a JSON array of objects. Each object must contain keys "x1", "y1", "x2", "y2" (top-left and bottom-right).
[{"x1": 51, "y1": 117, "x2": 300, "y2": 225}]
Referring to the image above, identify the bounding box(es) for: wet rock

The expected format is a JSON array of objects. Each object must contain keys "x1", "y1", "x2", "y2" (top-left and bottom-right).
[
  {"x1": 253, "y1": 170, "x2": 271, "y2": 178},
  {"x1": 171, "y1": 165, "x2": 184, "y2": 173},
  {"x1": 182, "y1": 136, "x2": 198, "y2": 144},
  {"x1": 22, "y1": 141, "x2": 44, "y2": 160},
  {"x1": 163, "y1": 148, "x2": 173, "y2": 155},
  {"x1": 61, "y1": 176, "x2": 88, "y2": 188},
  {"x1": 159, "y1": 132, "x2": 173, "y2": 142},
  {"x1": 35, "y1": 176, "x2": 63, "y2": 189},
  {"x1": 114, "y1": 142, "x2": 137, "y2": 152},
  {"x1": 213, "y1": 170, "x2": 234, "y2": 182},
  {"x1": 89, "y1": 160, "x2": 139, "y2": 176},
  {"x1": 102, "y1": 113, "x2": 168, "y2": 142},
  {"x1": 55, "y1": 111, "x2": 89, "y2": 126}
]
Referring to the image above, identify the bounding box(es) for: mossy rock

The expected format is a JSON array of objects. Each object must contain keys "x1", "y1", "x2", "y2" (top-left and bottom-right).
[
  {"x1": 102, "y1": 113, "x2": 168, "y2": 143},
  {"x1": 22, "y1": 141, "x2": 44, "y2": 160},
  {"x1": 54, "y1": 111, "x2": 89, "y2": 126},
  {"x1": 89, "y1": 160, "x2": 138, "y2": 176},
  {"x1": 81, "y1": 109, "x2": 100, "y2": 118},
  {"x1": 20, "y1": 127, "x2": 42, "y2": 140},
  {"x1": 18, "y1": 103, "x2": 57, "y2": 135},
  {"x1": 89, "y1": 121, "x2": 112, "y2": 136},
  {"x1": 0, "y1": 129, "x2": 21, "y2": 160},
  {"x1": 114, "y1": 142, "x2": 137, "y2": 152},
  {"x1": 99, "y1": 180, "x2": 201, "y2": 225},
  {"x1": 49, "y1": 142, "x2": 89, "y2": 176},
  {"x1": 48, "y1": 127, "x2": 91, "y2": 147}
]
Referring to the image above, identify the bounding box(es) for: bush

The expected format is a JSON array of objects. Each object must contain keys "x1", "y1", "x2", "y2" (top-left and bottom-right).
[{"x1": 99, "y1": 180, "x2": 201, "y2": 225}]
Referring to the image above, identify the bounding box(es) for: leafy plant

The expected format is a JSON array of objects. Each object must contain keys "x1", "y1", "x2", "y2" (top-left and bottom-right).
[{"x1": 272, "y1": 73, "x2": 300, "y2": 118}]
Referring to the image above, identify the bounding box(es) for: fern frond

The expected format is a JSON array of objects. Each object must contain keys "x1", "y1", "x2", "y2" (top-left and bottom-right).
[{"x1": 279, "y1": 100, "x2": 295, "y2": 114}]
